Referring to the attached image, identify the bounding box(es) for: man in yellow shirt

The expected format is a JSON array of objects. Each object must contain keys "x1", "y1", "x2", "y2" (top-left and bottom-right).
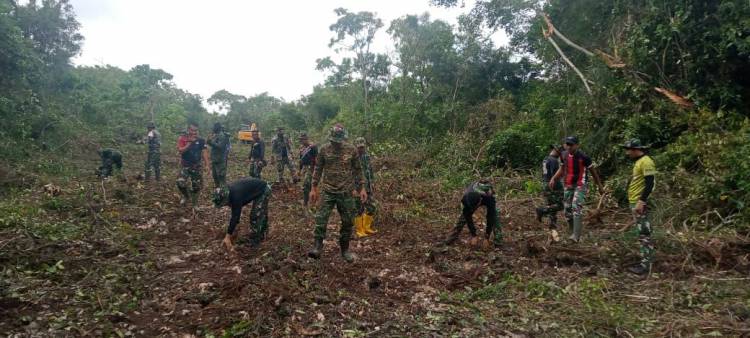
[{"x1": 623, "y1": 139, "x2": 656, "y2": 275}]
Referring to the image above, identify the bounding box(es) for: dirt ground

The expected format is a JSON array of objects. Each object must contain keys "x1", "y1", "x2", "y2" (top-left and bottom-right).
[{"x1": 1, "y1": 146, "x2": 749, "y2": 337}]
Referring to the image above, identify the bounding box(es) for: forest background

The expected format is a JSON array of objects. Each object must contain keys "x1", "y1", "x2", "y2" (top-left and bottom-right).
[{"x1": 1, "y1": 0, "x2": 749, "y2": 229}]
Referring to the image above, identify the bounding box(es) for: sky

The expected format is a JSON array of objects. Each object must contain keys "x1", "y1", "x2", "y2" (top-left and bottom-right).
[{"x1": 70, "y1": 0, "x2": 505, "y2": 106}]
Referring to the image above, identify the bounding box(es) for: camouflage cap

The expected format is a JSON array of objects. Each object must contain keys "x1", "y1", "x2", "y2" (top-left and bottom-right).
[
  {"x1": 355, "y1": 137, "x2": 366, "y2": 147},
  {"x1": 329, "y1": 123, "x2": 347, "y2": 143},
  {"x1": 211, "y1": 187, "x2": 229, "y2": 208},
  {"x1": 622, "y1": 138, "x2": 649, "y2": 150},
  {"x1": 299, "y1": 133, "x2": 309, "y2": 140},
  {"x1": 147, "y1": 122, "x2": 155, "y2": 129},
  {"x1": 473, "y1": 179, "x2": 494, "y2": 194}
]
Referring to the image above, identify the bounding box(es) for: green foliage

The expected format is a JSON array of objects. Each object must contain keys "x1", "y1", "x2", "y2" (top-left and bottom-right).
[{"x1": 485, "y1": 121, "x2": 550, "y2": 169}]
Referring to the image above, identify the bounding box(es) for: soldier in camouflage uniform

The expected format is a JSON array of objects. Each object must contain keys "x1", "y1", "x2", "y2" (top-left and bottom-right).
[
  {"x1": 144, "y1": 122, "x2": 161, "y2": 182},
  {"x1": 176, "y1": 123, "x2": 210, "y2": 209},
  {"x1": 444, "y1": 179, "x2": 503, "y2": 247},
  {"x1": 98, "y1": 148, "x2": 123, "y2": 178},
  {"x1": 298, "y1": 133, "x2": 318, "y2": 207},
  {"x1": 207, "y1": 122, "x2": 231, "y2": 188},
  {"x1": 536, "y1": 144, "x2": 563, "y2": 229},
  {"x1": 212, "y1": 177, "x2": 272, "y2": 252},
  {"x1": 307, "y1": 123, "x2": 367, "y2": 263},
  {"x1": 248, "y1": 125, "x2": 266, "y2": 179},
  {"x1": 355, "y1": 137, "x2": 378, "y2": 233},
  {"x1": 271, "y1": 127, "x2": 297, "y2": 183}
]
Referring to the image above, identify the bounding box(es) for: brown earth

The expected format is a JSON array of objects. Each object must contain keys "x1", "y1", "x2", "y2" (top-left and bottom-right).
[{"x1": 1, "y1": 147, "x2": 749, "y2": 337}]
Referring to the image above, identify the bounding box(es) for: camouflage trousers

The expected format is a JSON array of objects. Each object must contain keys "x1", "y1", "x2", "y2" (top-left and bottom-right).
[
  {"x1": 354, "y1": 193, "x2": 378, "y2": 216},
  {"x1": 176, "y1": 167, "x2": 202, "y2": 206},
  {"x1": 630, "y1": 202, "x2": 655, "y2": 268},
  {"x1": 276, "y1": 156, "x2": 296, "y2": 182},
  {"x1": 301, "y1": 165, "x2": 313, "y2": 206},
  {"x1": 211, "y1": 160, "x2": 227, "y2": 188},
  {"x1": 99, "y1": 158, "x2": 122, "y2": 178},
  {"x1": 249, "y1": 160, "x2": 264, "y2": 179},
  {"x1": 446, "y1": 204, "x2": 503, "y2": 246},
  {"x1": 563, "y1": 185, "x2": 587, "y2": 235},
  {"x1": 314, "y1": 191, "x2": 355, "y2": 247},
  {"x1": 248, "y1": 185, "x2": 272, "y2": 245},
  {"x1": 144, "y1": 150, "x2": 160, "y2": 181},
  {"x1": 538, "y1": 184, "x2": 563, "y2": 227}
]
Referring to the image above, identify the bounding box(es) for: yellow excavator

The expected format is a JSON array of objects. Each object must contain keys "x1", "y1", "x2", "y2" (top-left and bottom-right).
[{"x1": 238, "y1": 123, "x2": 260, "y2": 144}]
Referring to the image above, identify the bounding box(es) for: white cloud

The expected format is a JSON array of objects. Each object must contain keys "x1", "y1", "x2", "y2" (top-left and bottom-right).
[{"x1": 71, "y1": 0, "x2": 505, "y2": 103}]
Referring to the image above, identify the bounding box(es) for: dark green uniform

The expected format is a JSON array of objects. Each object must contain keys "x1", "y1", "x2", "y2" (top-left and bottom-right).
[
  {"x1": 99, "y1": 148, "x2": 123, "y2": 178},
  {"x1": 176, "y1": 137, "x2": 206, "y2": 207},
  {"x1": 248, "y1": 140, "x2": 265, "y2": 179},
  {"x1": 355, "y1": 151, "x2": 377, "y2": 215},
  {"x1": 299, "y1": 142, "x2": 318, "y2": 206},
  {"x1": 536, "y1": 154, "x2": 563, "y2": 228},
  {"x1": 445, "y1": 181, "x2": 503, "y2": 246},
  {"x1": 144, "y1": 129, "x2": 161, "y2": 181},
  {"x1": 208, "y1": 131, "x2": 230, "y2": 188},
  {"x1": 312, "y1": 141, "x2": 364, "y2": 252},
  {"x1": 272, "y1": 133, "x2": 296, "y2": 182}
]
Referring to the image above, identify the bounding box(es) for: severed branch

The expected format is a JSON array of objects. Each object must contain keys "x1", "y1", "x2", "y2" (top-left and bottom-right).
[
  {"x1": 545, "y1": 29, "x2": 593, "y2": 95},
  {"x1": 544, "y1": 14, "x2": 594, "y2": 57}
]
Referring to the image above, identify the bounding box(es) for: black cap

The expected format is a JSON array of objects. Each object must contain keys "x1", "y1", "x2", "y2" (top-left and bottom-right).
[
  {"x1": 564, "y1": 136, "x2": 579, "y2": 145},
  {"x1": 213, "y1": 122, "x2": 223, "y2": 133},
  {"x1": 622, "y1": 138, "x2": 649, "y2": 150}
]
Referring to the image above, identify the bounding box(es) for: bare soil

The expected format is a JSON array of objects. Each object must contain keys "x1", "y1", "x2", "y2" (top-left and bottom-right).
[{"x1": 1, "y1": 149, "x2": 749, "y2": 337}]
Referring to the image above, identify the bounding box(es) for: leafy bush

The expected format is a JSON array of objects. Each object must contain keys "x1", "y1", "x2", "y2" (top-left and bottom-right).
[{"x1": 484, "y1": 121, "x2": 551, "y2": 170}]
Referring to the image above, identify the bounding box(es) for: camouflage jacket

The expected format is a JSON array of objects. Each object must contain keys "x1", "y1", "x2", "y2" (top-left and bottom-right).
[
  {"x1": 271, "y1": 134, "x2": 293, "y2": 159},
  {"x1": 207, "y1": 131, "x2": 231, "y2": 163},
  {"x1": 312, "y1": 142, "x2": 364, "y2": 194},
  {"x1": 359, "y1": 152, "x2": 373, "y2": 193},
  {"x1": 146, "y1": 130, "x2": 161, "y2": 151}
]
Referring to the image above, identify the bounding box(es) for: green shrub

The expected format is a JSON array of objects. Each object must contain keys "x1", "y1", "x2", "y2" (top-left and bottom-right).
[{"x1": 484, "y1": 121, "x2": 551, "y2": 169}]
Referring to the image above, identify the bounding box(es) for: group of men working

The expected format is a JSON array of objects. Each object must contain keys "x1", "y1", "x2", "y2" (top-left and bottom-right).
[
  {"x1": 530, "y1": 136, "x2": 656, "y2": 275},
  {"x1": 97, "y1": 123, "x2": 656, "y2": 274},
  {"x1": 138, "y1": 121, "x2": 378, "y2": 260}
]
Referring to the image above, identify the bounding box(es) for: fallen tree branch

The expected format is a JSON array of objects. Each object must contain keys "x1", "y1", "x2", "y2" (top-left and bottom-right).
[
  {"x1": 546, "y1": 34, "x2": 593, "y2": 95},
  {"x1": 544, "y1": 14, "x2": 594, "y2": 57}
]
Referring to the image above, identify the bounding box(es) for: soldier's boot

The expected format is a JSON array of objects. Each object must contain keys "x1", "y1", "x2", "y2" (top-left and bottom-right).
[
  {"x1": 443, "y1": 228, "x2": 461, "y2": 246},
  {"x1": 340, "y1": 239, "x2": 355, "y2": 263},
  {"x1": 568, "y1": 217, "x2": 582, "y2": 242},
  {"x1": 155, "y1": 167, "x2": 161, "y2": 182},
  {"x1": 549, "y1": 215, "x2": 558, "y2": 229},
  {"x1": 307, "y1": 238, "x2": 323, "y2": 259},
  {"x1": 628, "y1": 263, "x2": 650, "y2": 276},
  {"x1": 566, "y1": 217, "x2": 574, "y2": 234},
  {"x1": 535, "y1": 207, "x2": 544, "y2": 223}
]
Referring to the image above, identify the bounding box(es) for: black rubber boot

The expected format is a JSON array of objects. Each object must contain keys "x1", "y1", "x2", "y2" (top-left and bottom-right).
[
  {"x1": 628, "y1": 264, "x2": 650, "y2": 276},
  {"x1": 535, "y1": 207, "x2": 544, "y2": 223},
  {"x1": 340, "y1": 240, "x2": 355, "y2": 263},
  {"x1": 307, "y1": 238, "x2": 323, "y2": 259}
]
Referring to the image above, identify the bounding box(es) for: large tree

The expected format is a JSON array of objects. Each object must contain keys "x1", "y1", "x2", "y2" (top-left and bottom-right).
[{"x1": 326, "y1": 8, "x2": 384, "y2": 137}]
